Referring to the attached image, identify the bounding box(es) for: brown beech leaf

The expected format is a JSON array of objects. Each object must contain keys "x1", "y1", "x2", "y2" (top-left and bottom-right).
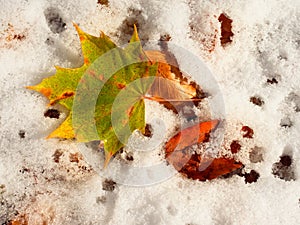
[
  {"x1": 145, "y1": 50, "x2": 206, "y2": 113},
  {"x1": 165, "y1": 120, "x2": 244, "y2": 181},
  {"x1": 179, "y1": 155, "x2": 243, "y2": 181},
  {"x1": 165, "y1": 120, "x2": 219, "y2": 155},
  {"x1": 146, "y1": 50, "x2": 197, "y2": 99}
]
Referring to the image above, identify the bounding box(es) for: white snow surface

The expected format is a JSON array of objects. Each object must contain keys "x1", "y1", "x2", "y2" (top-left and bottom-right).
[{"x1": 0, "y1": 0, "x2": 300, "y2": 224}]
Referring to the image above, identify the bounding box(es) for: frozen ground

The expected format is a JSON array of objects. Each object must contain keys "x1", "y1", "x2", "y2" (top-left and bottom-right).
[{"x1": 0, "y1": 0, "x2": 300, "y2": 224}]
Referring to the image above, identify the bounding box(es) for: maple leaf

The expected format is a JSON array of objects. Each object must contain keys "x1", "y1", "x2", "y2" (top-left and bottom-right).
[
  {"x1": 165, "y1": 120, "x2": 244, "y2": 181},
  {"x1": 27, "y1": 24, "x2": 157, "y2": 165}
]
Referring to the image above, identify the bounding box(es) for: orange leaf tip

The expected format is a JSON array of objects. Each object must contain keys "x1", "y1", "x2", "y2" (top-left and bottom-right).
[
  {"x1": 100, "y1": 31, "x2": 105, "y2": 38},
  {"x1": 25, "y1": 85, "x2": 35, "y2": 90},
  {"x1": 73, "y1": 23, "x2": 86, "y2": 41},
  {"x1": 54, "y1": 65, "x2": 63, "y2": 70},
  {"x1": 72, "y1": 22, "x2": 80, "y2": 32},
  {"x1": 130, "y1": 24, "x2": 139, "y2": 42},
  {"x1": 103, "y1": 151, "x2": 114, "y2": 169}
]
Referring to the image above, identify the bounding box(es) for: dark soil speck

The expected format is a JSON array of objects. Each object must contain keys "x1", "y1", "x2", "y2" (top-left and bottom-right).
[
  {"x1": 44, "y1": 108, "x2": 60, "y2": 119},
  {"x1": 249, "y1": 146, "x2": 264, "y2": 163},
  {"x1": 267, "y1": 78, "x2": 278, "y2": 84},
  {"x1": 250, "y1": 96, "x2": 264, "y2": 106},
  {"x1": 280, "y1": 155, "x2": 292, "y2": 167},
  {"x1": 143, "y1": 124, "x2": 153, "y2": 138},
  {"x1": 53, "y1": 149, "x2": 63, "y2": 163},
  {"x1": 44, "y1": 7, "x2": 67, "y2": 34},
  {"x1": 244, "y1": 170, "x2": 260, "y2": 183},
  {"x1": 230, "y1": 140, "x2": 241, "y2": 154},
  {"x1": 126, "y1": 154, "x2": 134, "y2": 161},
  {"x1": 160, "y1": 34, "x2": 171, "y2": 42},
  {"x1": 96, "y1": 196, "x2": 107, "y2": 204},
  {"x1": 218, "y1": 13, "x2": 234, "y2": 46},
  {"x1": 18, "y1": 130, "x2": 25, "y2": 139},
  {"x1": 280, "y1": 117, "x2": 292, "y2": 128},
  {"x1": 241, "y1": 126, "x2": 254, "y2": 138},
  {"x1": 272, "y1": 154, "x2": 295, "y2": 181},
  {"x1": 69, "y1": 152, "x2": 82, "y2": 163},
  {"x1": 102, "y1": 179, "x2": 116, "y2": 192}
]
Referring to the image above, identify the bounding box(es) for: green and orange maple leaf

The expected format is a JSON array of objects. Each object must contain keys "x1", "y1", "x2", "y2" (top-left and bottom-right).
[{"x1": 28, "y1": 24, "x2": 157, "y2": 165}]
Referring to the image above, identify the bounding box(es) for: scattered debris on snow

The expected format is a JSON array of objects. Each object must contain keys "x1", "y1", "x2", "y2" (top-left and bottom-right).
[{"x1": 0, "y1": 0, "x2": 299, "y2": 224}]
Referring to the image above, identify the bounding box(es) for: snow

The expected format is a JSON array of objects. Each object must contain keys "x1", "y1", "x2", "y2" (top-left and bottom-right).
[{"x1": 0, "y1": 0, "x2": 300, "y2": 224}]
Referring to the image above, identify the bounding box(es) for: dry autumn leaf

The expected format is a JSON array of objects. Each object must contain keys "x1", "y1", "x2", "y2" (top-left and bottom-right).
[
  {"x1": 178, "y1": 155, "x2": 243, "y2": 181},
  {"x1": 145, "y1": 50, "x2": 206, "y2": 113},
  {"x1": 165, "y1": 120, "x2": 243, "y2": 181}
]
